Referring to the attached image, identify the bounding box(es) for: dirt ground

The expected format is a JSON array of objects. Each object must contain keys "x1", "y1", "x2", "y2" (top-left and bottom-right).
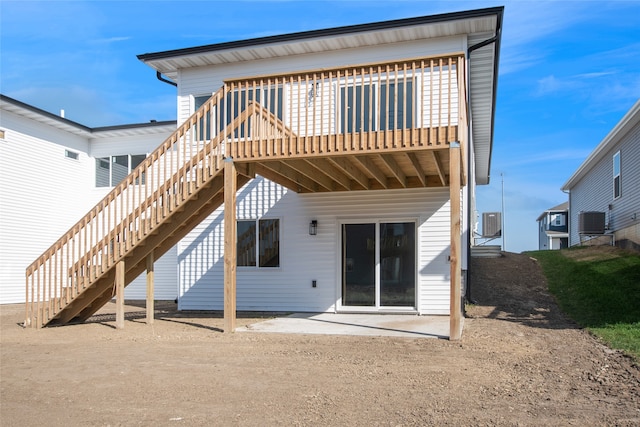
[{"x1": 1, "y1": 250, "x2": 639, "y2": 426}]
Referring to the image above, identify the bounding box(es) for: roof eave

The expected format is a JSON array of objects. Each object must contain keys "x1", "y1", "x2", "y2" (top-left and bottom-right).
[
  {"x1": 561, "y1": 99, "x2": 640, "y2": 191},
  {"x1": 137, "y1": 7, "x2": 505, "y2": 64}
]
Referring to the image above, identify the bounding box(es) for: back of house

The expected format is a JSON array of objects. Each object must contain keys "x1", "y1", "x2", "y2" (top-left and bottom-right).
[{"x1": 3, "y1": 7, "x2": 503, "y2": 339}]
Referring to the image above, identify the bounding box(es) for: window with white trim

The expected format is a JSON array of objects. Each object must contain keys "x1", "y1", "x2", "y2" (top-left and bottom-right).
[
  {"x1": 65, "y1": 150, "x2": 79, "y2": 160},
  {"x1": 194, "y1": 87, "x2": 284, "y2": 140},
  {"x1": 613, "y1": 151, "x2": 621, "y2": 199},
  {"x1": 339, "y1": 78, "x2": 415, "y2": 133},
  {"x1": 551, "y1": 214, "x2": 565, "y2": 227},
  {"x1": 95, "y1": 154, "x2": 146, "y2": 187},
  {"x1": 237, "y1": 219, "x2": 280, "y2": 268}
]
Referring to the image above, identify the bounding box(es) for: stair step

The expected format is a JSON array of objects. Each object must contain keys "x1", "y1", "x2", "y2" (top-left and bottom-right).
[{"x1": 471, "y1": 245, "x2": 503, "y2": 258}]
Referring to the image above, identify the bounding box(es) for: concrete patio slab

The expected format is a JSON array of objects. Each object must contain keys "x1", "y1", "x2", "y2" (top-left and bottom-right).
[{"x1": 237, "y1": 313, "x2": 451, "y2": 339}]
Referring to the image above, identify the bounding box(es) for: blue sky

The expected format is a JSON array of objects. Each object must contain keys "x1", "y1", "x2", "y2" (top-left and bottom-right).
[{"x1": 1, "y1": 0, "x2": 639, "y2": 253}]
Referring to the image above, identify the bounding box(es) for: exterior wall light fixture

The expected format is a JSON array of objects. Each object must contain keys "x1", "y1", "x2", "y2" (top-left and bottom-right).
[{"x1": 309, "y1": 220, "x2": 318, "y2": 235}]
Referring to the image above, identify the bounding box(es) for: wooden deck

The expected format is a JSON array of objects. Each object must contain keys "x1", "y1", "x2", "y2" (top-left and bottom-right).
[{"x1": 25, "y1": 53, "x2": 467, "y2": 339}]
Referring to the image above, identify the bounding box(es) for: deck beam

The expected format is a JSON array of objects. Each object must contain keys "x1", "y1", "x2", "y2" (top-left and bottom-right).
[{"x1": 232, "y1": 128, "x2": 456, "y2": 163}]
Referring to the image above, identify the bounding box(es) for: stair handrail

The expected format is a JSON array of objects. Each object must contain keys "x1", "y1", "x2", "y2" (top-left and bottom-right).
[{"x1": 25, "y1": 86, "x2": 228, "y2": 326}]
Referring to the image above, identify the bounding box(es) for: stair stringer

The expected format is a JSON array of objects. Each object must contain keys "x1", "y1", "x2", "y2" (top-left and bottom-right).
[{"x1": 47, "y1": 172, "x2": 252, "y2": 325}]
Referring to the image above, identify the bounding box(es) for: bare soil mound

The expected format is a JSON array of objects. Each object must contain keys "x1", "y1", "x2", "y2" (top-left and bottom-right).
[{"x1": 1, "y1": 251, "x2": 639, "y2": 426}]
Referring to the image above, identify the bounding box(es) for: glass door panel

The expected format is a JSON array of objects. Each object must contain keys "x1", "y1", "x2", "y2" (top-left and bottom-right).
[
  {"x1": 342, "y1": 223, "x2": 375, "y2": 306},
  {"x1": 380, "y1": 222, "x2": 415, "y2": 307}
]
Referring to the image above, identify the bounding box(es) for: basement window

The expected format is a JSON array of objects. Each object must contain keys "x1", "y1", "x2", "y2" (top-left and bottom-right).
[{"x1": 237, "y1": 219, "x2": 280, "y2": 268}]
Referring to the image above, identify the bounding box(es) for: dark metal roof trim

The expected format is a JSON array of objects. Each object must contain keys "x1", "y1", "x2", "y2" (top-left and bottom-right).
[
  {"x1": 137, "y1": 6, "x2": 504, "y2": 62},
  {"x1": 92, "y1": 120, "x2": 177, "y2": 132},
  {"x1": 1, "y1": 94, "x2": 176, "y2": 133},
  {"x1": 1, "y1": 94, "x2": 92, "y2": 132}
]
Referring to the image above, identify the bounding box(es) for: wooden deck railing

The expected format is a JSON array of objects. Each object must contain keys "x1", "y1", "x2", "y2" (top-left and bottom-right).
[
  {"x1": 25, "y1": 53, "x2": 465, "y2": 327},
  {"x1": 224, "y1": 54, "x2": 464, "y2": 160}
]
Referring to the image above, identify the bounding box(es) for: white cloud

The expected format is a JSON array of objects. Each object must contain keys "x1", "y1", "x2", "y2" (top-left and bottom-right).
[{"x1": 91, "y1": 36, "x2": 132, "y2": 44}]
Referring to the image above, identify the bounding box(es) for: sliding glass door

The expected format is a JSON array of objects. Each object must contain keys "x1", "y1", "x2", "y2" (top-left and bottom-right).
[{"x1": 341, "y1": 221, "x2": 415, "y2": 309}]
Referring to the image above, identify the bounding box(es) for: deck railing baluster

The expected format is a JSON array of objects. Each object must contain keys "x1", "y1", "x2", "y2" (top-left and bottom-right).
[{"x1": 25, "y1": 55, "x2": 464, "y2": 328}]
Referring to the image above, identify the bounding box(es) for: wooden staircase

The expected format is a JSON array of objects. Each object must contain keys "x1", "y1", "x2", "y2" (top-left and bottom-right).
[
  {"x1": 26, "y1": 55, "x2": 467, "y2": 328},
  {"x1": 25, "y1": 90, "x2": 285, "y2": 328}
]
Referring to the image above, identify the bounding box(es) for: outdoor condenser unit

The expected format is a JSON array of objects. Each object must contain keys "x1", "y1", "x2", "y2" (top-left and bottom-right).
[
  {"x1": 482, "y1": 212, "x2": 502, "y2": 237},
  {"x1": 578, "y1": 211, "x2": 606, "y2": 235}
]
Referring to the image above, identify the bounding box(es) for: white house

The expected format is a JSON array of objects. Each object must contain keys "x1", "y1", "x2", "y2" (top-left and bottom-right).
[
  {"x1": 561, "y1": 100, "x2": 640, "y2": 250},
  {"x1": 10, "y1": 7, "x2": 503, "y2": 340},
  {"x1": 0, "y1": 95, "x2": 178, "y2": 303},
  {"x1": 536, "y1": 202, "x2": 569, "y2": 250}
]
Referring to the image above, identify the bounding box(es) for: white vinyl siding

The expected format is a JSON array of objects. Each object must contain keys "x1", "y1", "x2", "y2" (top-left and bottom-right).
[
  {"x1": 123, "y1": 246, "x2": 178, "y2": 300},
  {"x1": 613, "y1": 150, "x2": 621, "y2": 199},
  {"x1": 0, "y1": 112, "x2": 94, "y2": 304},
  {"x1": 568, "y1": 123, "x2": 640, "y2": 246},
  {"x1": 178, "y1": 180, "x2": 451, "y2": 314},
  {"x1": 177, "y1": 35, "x2": 466, "y2": 123},
  {"x1": 0, "y1": 108, "x2": 178, "y2": 303}
]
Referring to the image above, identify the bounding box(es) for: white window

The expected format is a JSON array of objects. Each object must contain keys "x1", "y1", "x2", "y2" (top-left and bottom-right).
[
  {"x1": 96, "y1": 154, "x2": 146, "y2": 187},
  {"x1": 613, "y1": 151, "x2": 621, "y2": 199},
  {"x1": 65, "y1": 150, "x2": 79, "y2": 160},
  {"x1": 339, "y1": 79, "x2": 414, "y2": 133},
  {"x1": 551, "y1": 214, "x2": 565, "y2": 227},
  {"x1": 194, "y1": 87, "x2": 284, "y2": 140},
  {"x1": 237, "y1": 219, "x2": 280, "y2": 268}
]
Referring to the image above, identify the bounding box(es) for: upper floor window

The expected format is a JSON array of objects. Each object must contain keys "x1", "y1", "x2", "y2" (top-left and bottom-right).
[
  {"x1": 96, "y1": 154, "x2": 146, "y2": 187},
  {"x1": 339, "y1": 79, "x2": 414, "y2": 133},
  {"x1": 613, "y1": 151, "x2": 621, "y2": 199},
  {"x1": 551, "y1": 214, "x2": 565, "y2": 227},
  {"x1": 237, "y1": 218, "x2": 280, "y2": 268},
  {"x1": 194, "y1": 87, "x2": 284, "y2": 140},
  {"x1": 65, "y1": 150, "x2": 79, "y2": 160}
]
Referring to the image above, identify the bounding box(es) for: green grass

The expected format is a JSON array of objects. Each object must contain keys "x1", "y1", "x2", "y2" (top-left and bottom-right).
[{"x1": 529, "y1": 247, "x2": 640, "y2": 361}]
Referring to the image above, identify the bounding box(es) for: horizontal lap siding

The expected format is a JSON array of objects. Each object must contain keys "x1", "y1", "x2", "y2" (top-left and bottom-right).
[
  {"x1": 178, "y1": 179, "x2": 450, "y2": 314},
  {"x1": 178, "y1": 36, "x2": 466, "y2": 123},
  {"x1": 0, "y1": 113, "x2": 93, "y2": 304},
  {"x1": 569, "y1": 124, "x2": 640, "y2": 246},
  {"x1": 0, "y1": 110, "x2": 178, "y2": 304},
  {"x1": 615, "y1": 126, "x2": 640, "y2": 233},
  {"x1": 124, "y1": 246, "x2": 178, "y2": 301}
]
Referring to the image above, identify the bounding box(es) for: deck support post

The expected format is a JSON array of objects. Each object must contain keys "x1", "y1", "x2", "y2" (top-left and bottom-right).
[
  {"x1": 115, "y1": 260, "x2": 125, "y2": 329},
  {"x1": 224, "y1": 157, "x2": 237, "y2": 333},
  {"x1": 146, "y1": 250, "x2": 154, "y2": 325},
  {"x1": 449, "y1": 141, "x2": 462, "y2": 341}
]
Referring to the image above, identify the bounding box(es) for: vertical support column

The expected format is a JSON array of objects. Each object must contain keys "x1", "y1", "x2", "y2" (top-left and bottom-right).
[
  {"x1": 449, "y1": 142, "x2": 462, "y2": 341},
  {"x1": 115, "y1": 260, "x2": 125, "y2": 329},
  {"x1": 224, "y1": 157, "x2": 237, "y2": 333},
  {"x1": 146, "y1": 250, "x2": 154, "y2": 325}
]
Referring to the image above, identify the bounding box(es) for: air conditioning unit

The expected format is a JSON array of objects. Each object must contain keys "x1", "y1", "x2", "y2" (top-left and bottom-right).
[
  {"x1": 578, "y1": 211, "x2": 605, "y2": 235},
  {"x1": 482, "y1": 212, "x2": 502, "y2": 237}
]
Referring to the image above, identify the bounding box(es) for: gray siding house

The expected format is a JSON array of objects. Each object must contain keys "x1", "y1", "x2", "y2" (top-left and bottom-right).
[
  {"x1": 561, "y1": 100, "x2": 640, "y2": 250},
  {"x1": 536, "y1": 201, "x2": 569, "y2": 250}
]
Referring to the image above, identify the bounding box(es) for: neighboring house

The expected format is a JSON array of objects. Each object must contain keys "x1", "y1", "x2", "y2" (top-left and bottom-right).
[
  {"x1": 16, "y1": 7, "x2": 503, "y2": 340},
  {"x1": 561, "y1": 99, "x2": 640, "y2": 250},
  {"x1": 536, "y1": 202, "x2": 569, "y2": 250},
  {"x1": 0, "y1": 95, "x2": 178, "y2": 304}
]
